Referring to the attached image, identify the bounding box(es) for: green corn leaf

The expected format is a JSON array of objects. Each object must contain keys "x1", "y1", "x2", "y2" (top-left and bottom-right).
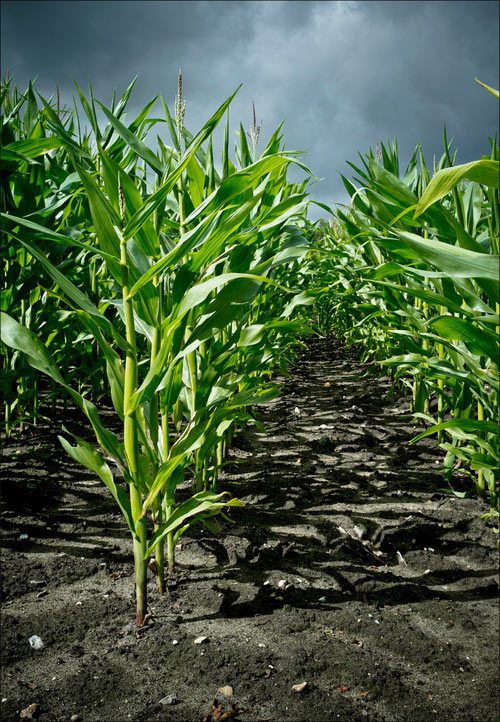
[
  {"x1": 414, "y1": 160, "x2": 500, "y2": 218},
  {"x1": 128, "y1": 317, "x2": 183, "y2": 412},
  {"x1": 98, "y1": 144, "x2": 160, "y2": 257},
  {"x1": 67, "y1": 391, "x2": 126, "y2": 467},
  {"x1": 169, "y1": 414, "x2": 209, "y2": 456},
  {"x1": 59, "y1": 432, "x2": 134, "y2": 534},
  {"x1": 0, "y1": 312, "x2": 64, "y2": 384},
  {"x1": 123, "y1": 85, "x2": 242, "y2": 240},
  {"x1": 474, "y1": 77, "x2": 500, "y2": 99},
  {"x1": 73, "y1": 167, "x2": 122, "y2": 278},
  {"x1": 369, "y1": 279, "x2": 471, "y2": 316},
  {"x1": 76, "y1": 311, "x2": 125, "y2": 419},
  {"x1": 470, "y1": 453, "x2": 499, "y2": 471},
  {"x1": 9, "y1": 236, "x2": 125, "y2": 347},
  {"x1": 95, "y1": 98, "x2": 162, "y2": 174},
  {"x1": 1, "y1": 313, "x2": 125, "y2": 466},
  {"x1": 73, "y1": 80, "x2": 101, "y2": 139},
  {"x1": 389, "y1": 231, "x2": 500, "y2": 281},
  {"x1": 228, "y1": 386, "x2": 280, "y2": 408},
  {"x1": 127, "y1": 212, "x2": 219, "y2": 298},
  {"x1": 410, "y1": 419, "x2": 499, "y2": 444},
  {"x1": 145, "y1": 491, "x2": 242, "y2": 558},
  {"x1": 23, "y1": 82, "x2": 38, "y2": 137},
  {"x1": 161, "y1": 97, "x2": 181, "y2": 153},
  {"x1": 185, "y1": 155, "x2": 206, "y2": 208},
  {"x1": 4, "y1": 137, "x2": 67, "y2": 158},
  {"x1": 1, "y1": 213, "x2": 117, "y2": 263},
  {"x1": 237, "y1": 324, "x2": 265, "y2": 347},
  {"x1": 141, "y1": 454, "x2": 188, "y2": 515},
  {"x1": 222, "y1": 111, "x2": 229, "y2": 180},
  {"x1": 426, "y1": 315, "x2": 499, "y2": 360},
  {"x1": 175, "y1": 272, "x2": 292, "y2": 318},
  {"x1": 369, "y1": 159, "x2": 418, "y2": 206}
]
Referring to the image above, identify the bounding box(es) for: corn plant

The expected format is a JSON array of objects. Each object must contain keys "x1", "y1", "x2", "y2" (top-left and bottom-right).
[
  {"x1": 308, "y1": 78, "x2": 499, "y2": 530},
  {"x1": 1, "y1": 74, "x2": 314, "y2": 624},
  {"x1": 1, "y1": 76, "x2": 112, "y2": 432}
]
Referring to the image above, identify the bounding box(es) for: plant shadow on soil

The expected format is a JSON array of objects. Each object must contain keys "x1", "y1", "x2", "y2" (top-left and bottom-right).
[{"x1": 1, "y1": 335, "x2": 498, "y2": 722}]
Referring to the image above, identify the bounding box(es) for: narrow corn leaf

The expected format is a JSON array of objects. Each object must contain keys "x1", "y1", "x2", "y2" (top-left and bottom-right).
[
  {"x1": 368, "y1": 280, "x2": 471, "y2": 316},
  {"x1": 389, "y1": 231, "x2": 500, "y2": 281},
  {"x1": 123, "y1": 85, "x2": 242, "y2": 239},
  {"x1": 95, "y1": 98, "x2": 163, "y2": 174},
  {"x1": 427, "y1": 315, "x2": 499, "y2": 360},
  {"x1": 76, "y1": 311, "x2": 125, "y2": 418},
  {"x1": 176, "y1": 272, "x2": 292, "y2": 318},
  {"x1": 127, "y1": 212, "x2": 219, "y2": 298},
  {"x1": 59, "y1": 433, "x2": 134, "y2": 533},
  {"x1": 414, "y1": 160, "x2": 500, "y2": 218},
  {"x1": 1, "y1": 213, "x2": 117, "y2": 262},
  {"x1": 411, "y1": 419, "x2": 498, "y2": 444},
  {"x1": 9, "y1": 236, "x2": 125, "y2": 347},
  {"x1": 161, "y1": 97, "x2": 181, "y2": 153},
  {"x1": 73, "y1": 167, "x2": 122, "y2": 274},
  {"x1": 474, "y1": 77, "x2": 500, "y2": 99},
  {"x1": 73, "y1": 80, "x2": 101, "y2": 139},
  {"x1": 23, "y1": 82, "x2": 38, "y2": 136},
  {"x1": 98, "y1": 144, "x2": 160, "y2": 257},
  {"x1": 141, "y1": 454, "x2": 188, "y2": 515},
  {"x1": 128, "y1": 317, "x2": 184, "y2": 411},
  {"x1": 145, "y1": 492, "x2": 243, "y2": 557},
  {"x1": 1, "y1": 312, "x2": 125, "y2": 465},
  {"x1": 4, "y1": 137, "x2": 67, "y2": 158},
  {"x1": 65, "y1": 390, "x2": 126, "y2": 467},
  {"x1": 0, "y1": 312, "x2": 64, "y2": 384}
]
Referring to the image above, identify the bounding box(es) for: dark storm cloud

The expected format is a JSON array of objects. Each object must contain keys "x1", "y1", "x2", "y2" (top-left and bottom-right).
[{"x1": 1, "y1": 1, "x2": 498, "y2": 219}]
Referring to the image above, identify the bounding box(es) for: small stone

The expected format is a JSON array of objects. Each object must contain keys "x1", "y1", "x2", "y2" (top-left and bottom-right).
[
  {"x1": 20, "y1": 704, "x2": 41, "y2": 720},
  {"x1": 218, "y1": 686, "x2": 233, "y2": 696},
  {"x1": 159, "y1": 694, "x2": 178, "y2": 706},
  {"x1": 28, "y1": 635, "x2": 44, "y2": 650},
  {"x1": 292, "y1": 681, "x2": 308, "y2": 693},
  {"x1": 353, "y1": 523, "x2": 367, "y2": 539},
  {"x1": 19, "y1": 534, "x2": 29, "y2": 540},
  {"x1": 172, "y1": 639, "x2": 179, "y2": 645},
  {"x1": 194, "y1": 636, "x2": 209, "y2": 645},
  {"x1": 70, "y1": 715, "x2": 80, "y2": 722},
  {"x1": 277, "y1": 579, "x2": 287, "y2": 589}
]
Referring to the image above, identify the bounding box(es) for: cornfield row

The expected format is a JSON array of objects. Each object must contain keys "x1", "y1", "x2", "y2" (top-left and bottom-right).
[
  {"x1": 1, "y1": 73, "x2": 316, "y2": 624},
  {"x1": 1, "y1": 74, "x2": 498, "y2": 626},
  {"x1": 308, "y1": 79, "x2": 499, "y2": 530}
]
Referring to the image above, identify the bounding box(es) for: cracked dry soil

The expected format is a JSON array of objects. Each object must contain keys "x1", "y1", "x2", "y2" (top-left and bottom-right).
[{"x1": 1, "y1": 335, "x2": 499, "y2": 722}]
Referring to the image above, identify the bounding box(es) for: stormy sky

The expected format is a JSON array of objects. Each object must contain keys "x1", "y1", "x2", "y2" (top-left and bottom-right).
[{"x1": 2, "y1": 1, "x2": 498, "y2": 220}]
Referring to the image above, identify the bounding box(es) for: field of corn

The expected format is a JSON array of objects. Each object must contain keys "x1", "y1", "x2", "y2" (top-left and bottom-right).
[{"x1": 1, "y1": 74, "x2": 499, "y2": 722}]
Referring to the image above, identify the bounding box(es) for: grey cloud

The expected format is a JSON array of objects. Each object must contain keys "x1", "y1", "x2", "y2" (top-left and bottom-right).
[{"x1": 1, "y1": 0, "x2": 498, "y2": 219}]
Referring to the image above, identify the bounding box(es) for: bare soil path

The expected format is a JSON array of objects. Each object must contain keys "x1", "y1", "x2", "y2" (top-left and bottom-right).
[{"x1": 1, "y1": 335, "x2": 499, "y2": 722}]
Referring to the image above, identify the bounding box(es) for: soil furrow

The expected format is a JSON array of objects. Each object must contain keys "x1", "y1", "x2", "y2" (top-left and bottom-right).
[{"x1": 1, "y1": 336, "x2": 498, "y2": 722}]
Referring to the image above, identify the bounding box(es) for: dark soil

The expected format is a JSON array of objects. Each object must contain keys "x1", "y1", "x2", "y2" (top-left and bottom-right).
[{"x1": 1, "y1": 336, "x2": 499, "y2": 722}]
